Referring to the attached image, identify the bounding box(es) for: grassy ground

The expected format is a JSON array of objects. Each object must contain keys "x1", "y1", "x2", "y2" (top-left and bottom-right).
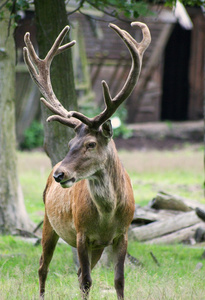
[
  {"x1": 0, "y1": 236, "x2": 205, "y2": 299},
  {"x1": 0, "y1": 144, "x2": 204, "y2": 299}
]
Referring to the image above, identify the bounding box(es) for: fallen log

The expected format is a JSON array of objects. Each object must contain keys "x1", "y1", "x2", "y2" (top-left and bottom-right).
[
  {"x1": 129, "y1": 211, "x2": 202, "y2": 242},
  {"x1": 132, "y1": 205, "x2": 180, "y2": 225},
  {"x1": 150, "y1": 191, "x2": 205, "y2": 211},
  {"x1": 145, "y1": 223, "x2": 205, "y2": 245},
  {"x1": 150, "y1": 191, "x2": 192, "y2": 211}
]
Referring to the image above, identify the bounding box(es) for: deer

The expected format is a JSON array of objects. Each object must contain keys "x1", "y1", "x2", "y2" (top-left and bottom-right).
[{"x1": 23, "y1": 21, "x2": 151, "y2": 299}]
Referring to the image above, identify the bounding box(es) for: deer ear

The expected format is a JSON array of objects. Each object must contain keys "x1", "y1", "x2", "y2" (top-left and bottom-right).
[{"x1": 101, "y1": 120, "x2": 113, "y2": 138}]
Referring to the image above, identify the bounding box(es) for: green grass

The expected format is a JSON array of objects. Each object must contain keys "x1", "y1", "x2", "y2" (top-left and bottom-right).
[
  {"x1": 0, "y1": 236, "x2": 205, "y2": 299},
  {"x1": 127, "y1": 242, "x2": 205, "y2": 300},
  {"x1": 0, "y1": 146, "x2": 204, "y2": 299}
]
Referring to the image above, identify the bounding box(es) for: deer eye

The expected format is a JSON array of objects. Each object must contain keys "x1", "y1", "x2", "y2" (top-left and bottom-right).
[{"x1": 87, "y1": 142, "x2": 96, "y2": 149}]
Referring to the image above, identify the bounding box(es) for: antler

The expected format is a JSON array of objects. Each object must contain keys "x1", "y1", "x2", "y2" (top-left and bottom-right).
[
  {"x1": 23, "y1": 26, "x2": 80, "y2": 128},
  {"x1": 67, "y1": 22, "x2": 151, "y2": 129},
  {"x1": 23, "y1": 22, "x2": 151, "y2": 130}
]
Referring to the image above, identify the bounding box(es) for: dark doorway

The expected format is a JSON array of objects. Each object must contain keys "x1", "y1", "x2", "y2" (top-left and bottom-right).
[{"x1": 161, "y1": 23, "x2": 191, "y2": 121}]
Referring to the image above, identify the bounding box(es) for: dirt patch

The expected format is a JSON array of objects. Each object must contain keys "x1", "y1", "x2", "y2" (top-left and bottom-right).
[
  {"x1": 115, "y1": 136, "x2": 202, "y2": 151},
  {"x1": 115, "y1": 121, "x2": 203, "y2": 151}
]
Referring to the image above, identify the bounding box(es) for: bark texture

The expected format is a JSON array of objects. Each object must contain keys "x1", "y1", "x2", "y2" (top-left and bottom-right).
[
  {"x1": 34, "y1": 0, "x2": 78, "y2": 166},
  {"x1": 0, "y1": 9, "x2": 32, "y2": 233}
]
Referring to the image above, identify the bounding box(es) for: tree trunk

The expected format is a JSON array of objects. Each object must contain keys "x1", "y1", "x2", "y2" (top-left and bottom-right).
[
  {"x1": 15, "y1": 70, "x2": 40, "y2": 145},
  {"x1": 0, "y1": 8, "x2": 32, "y2": 234},
  {"x1": 34, "y1": 0, "x2": 78, "y2": 166}
]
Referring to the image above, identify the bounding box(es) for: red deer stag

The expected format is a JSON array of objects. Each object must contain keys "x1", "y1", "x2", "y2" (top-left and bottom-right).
[{"x1": 23, "y1": 22, "x2": 151, "y2": 299}]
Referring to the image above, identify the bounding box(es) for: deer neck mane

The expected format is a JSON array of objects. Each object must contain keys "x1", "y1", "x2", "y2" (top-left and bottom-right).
[{"x1": 87, "y1": 140, "x2": 125, "y2": 213}]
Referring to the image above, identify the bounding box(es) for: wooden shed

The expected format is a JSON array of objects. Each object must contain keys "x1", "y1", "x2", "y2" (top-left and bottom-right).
[{"x1": 68, "y1": 6, "x2": 205, "y2": 123}]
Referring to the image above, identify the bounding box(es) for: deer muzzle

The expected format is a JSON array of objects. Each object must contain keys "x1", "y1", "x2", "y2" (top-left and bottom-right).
[{"x1": 53, "y1": 170, "x2": 76, "y2": 188}]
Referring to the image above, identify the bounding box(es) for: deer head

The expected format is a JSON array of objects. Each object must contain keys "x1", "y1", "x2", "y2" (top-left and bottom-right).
[{"x1": 23, "y1": 23, "x2": 151, "y2": 187}]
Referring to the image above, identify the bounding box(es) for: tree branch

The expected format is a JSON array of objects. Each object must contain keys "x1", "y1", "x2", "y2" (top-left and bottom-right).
[
  {"x1": 0, "y1": 0, "x2": 9, "y2": 10},
  {"x1": 85, "y1": 0, "x2": 129, "y2": 23},
  {"x1": 67, "y1": 0, "x2": 86, "y2": 16}
]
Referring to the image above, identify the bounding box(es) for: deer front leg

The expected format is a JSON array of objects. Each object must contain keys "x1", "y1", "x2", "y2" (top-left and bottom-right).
[
  {"x1": 77, "y1": 233, "x2": 92, "y2": 299},
  {"x1": 113, "y1": 234, "x2": 128, "y2": 300},
  {"x1": 39, "y1": 214, "x2": 59, "y2": 299}
]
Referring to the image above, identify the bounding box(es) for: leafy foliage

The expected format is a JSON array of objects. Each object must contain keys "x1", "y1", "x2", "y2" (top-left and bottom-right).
[
  {"x1": 20, "y1": 121, "x2": 44, "y2": 150},
  {"x1": 164, "y1": 0, "x2": 205, "y2": 6},
  {"x1": 1, "y1": 0, "x2": 204, "y2": 23},
  {"x1": 0, "y1": 0, "x2": 203, "y2": 31},
  {"x1": 85, "y1": 0, "x2": 150, "y2": 19},
  {"x1": 0, "y1": 0, "x2": 29, "y2": 28},
  {"x1": 111, "y1": 105, "x2": 133, "y2": 139},
  {"x1": 75, "y1": 0, "x2": 204, "y2": 20}
]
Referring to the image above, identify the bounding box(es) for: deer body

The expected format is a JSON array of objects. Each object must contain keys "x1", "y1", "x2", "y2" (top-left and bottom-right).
[
  {"x1": 23, "y1": 22, "x2": 151, "y2": 299},
  {"x1": 45, "y1": 140, "x2": 134, "y2": 249}
]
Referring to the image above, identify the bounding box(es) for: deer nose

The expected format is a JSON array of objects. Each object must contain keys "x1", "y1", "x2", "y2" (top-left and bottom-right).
[{"x1": 53, "y1": 172, "x2": 64, "y2": 183}]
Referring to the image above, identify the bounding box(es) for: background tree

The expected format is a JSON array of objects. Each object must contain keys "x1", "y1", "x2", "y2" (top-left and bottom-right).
[
  {"x1": 34, "y1": 0, "x2": 78, "y2": 166},
  {"x1": 0, "y1": 7, "x2": 32, "y2": 234}
]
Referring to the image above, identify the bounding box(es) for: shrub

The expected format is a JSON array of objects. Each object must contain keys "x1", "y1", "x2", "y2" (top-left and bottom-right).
[{"x1": 20, "y1": 121, "x2": 44, "y2": 150}]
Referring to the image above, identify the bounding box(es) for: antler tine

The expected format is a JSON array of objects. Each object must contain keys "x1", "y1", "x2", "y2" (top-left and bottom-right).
[
  {"x1": 23, "y1": 26, "x2": 80, "y2": 128},
  {"x1": 45, "y1": 26, "x2": 75, "y2": 62},
  {"x1": 47, "y1": 115, "x2": 76, "y2": 128},
  {"x1": 68, "y1": 22, "x2": 151, "y2": 130},
  {"x1": 131, "y1": 22, "x2": 151, "y2": 56}
]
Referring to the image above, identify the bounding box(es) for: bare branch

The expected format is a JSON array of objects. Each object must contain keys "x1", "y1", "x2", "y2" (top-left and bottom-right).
[{"x1": 67, "y1": 0, "x2": 86, "y2": 16}]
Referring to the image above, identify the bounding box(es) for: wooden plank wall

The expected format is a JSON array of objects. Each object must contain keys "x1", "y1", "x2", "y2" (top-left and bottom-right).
[{"x1": 188, "y1": 8, "x2": 205, "y2": 120}]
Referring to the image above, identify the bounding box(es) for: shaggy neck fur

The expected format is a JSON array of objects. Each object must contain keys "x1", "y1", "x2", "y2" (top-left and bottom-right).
[{"x1": 87, "y1": 140, "x2": 126, "y2": 214}]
